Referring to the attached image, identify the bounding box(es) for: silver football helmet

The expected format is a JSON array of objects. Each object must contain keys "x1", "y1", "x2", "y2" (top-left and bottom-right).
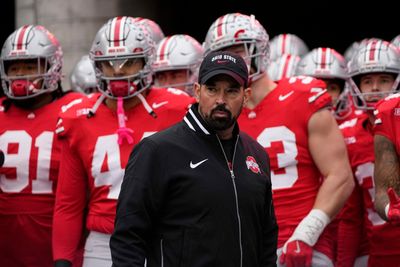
[
  {"x1": 391, "y1": 34, "x2": 400, "y2": 49},
  {"x1": 70, "y1": 55, "x2": 97, "y2": 94},
  {"x1": 89, "y1": 16, "x2": 156, "y2": 99},
  {"x1": 296, "y1": 47, "x2": 348, "y2": 80},
  {"x1": 348, "y1": 39, "x2": 400, "y2": 110},
  {"x1": 296, "y1": 47, "x2": 351, "y2": 119},
  {"x1": 269, "y1": 33, "x2": 309, "y2": 61},
  {"x1": 203, "y1": 13, "x2": 269, "y2": 83},
  {"x1": 267, "y1": 53, "x2": 300, "y2": 81},
  {"x1": 132, "y1": 17, "x2": 165, "y2": 44},
  {"x1": 0, "y1": 25, "x2": 63, "y2": 99},
  {"x1": 344, "y1": 41, "x2": 360, "y2": 62},
  {"x1": 152, "y1": 34, "x2": 204, "y2": 94}
]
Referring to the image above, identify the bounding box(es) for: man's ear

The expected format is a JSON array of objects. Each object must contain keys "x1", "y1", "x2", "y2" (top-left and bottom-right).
[
  {"x1": 194, "y1": 82, "x2": 201, "y2": 102},
  {"x1": 243, "y1": 87, "x2": 251, "y2": 105}
]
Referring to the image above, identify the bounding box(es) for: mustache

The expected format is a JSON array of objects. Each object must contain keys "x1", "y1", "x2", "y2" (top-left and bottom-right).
[{"x1": 211, "y1": 104, "x2": 231, "y2": 114}]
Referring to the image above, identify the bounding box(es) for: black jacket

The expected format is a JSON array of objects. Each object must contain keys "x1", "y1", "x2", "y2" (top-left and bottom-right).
[{"x1": 111, "y1": 103, "x2": 278, "y2": 267}]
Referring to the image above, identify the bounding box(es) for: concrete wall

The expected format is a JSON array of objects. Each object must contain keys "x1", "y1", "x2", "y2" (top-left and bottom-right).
[{"x1": 15, "y1": 0, "x2": 157, "y2": 90}]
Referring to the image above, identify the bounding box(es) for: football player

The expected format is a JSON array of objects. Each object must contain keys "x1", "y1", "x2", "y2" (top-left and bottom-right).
[
  {"x1": 52, "y1": 16, "x2": 194, "y2": 267},
  {"x1": 0, "y1": 25, "x2": 83, "y2": 267}
]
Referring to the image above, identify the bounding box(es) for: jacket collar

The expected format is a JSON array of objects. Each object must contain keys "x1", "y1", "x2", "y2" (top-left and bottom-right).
[{"x1": 183, "y1": 103, "x2": 240, "y2": 137}]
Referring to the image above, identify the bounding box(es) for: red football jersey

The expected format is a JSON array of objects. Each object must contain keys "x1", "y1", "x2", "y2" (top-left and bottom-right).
[
  {"x1": 0, "y1": 92, "x2": 84, "y2": 267},
  {"x1": 238, "y1": 76, "x2": 333, "y2": 256},
  {"x1": 53, "y1": 88, "x2": 194, "y2": 262},
  {"x1": 335, "y1": 99, "x2": 363, "y2": 126},
  {"x1": 341, "y1": 112, "x2": 400, "y2": 258},
  {"x1": 374, "y1": 93, "x2": 400, "y2": 154}
]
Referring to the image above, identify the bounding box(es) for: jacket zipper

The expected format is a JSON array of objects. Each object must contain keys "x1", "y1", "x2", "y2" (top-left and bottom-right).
[
  {"x1": 216, "y1": 134, "x2": 242, "y2": 267},
  {"x1": 160, "y1": 239, "x2": 164, "y2": 267}
]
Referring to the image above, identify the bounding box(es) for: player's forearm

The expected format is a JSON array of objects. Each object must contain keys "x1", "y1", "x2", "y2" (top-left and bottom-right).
[
  {"x1": 53, "y1": 208, "x2": 85, "y2": 262},
  {"x1": 314, "y1": 169, "x2": 354, "y2": 218},
  {"x1": 374, "y1": 134, "x2": 400, "y2": 220}
]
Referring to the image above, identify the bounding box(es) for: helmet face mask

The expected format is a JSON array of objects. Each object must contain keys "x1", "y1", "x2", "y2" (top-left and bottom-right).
[
  {"x1": 1, "y1": 25, "x2": 62, "y2": 99},
  {"x1": 89, "y1": 16, "x2": 155, "y2": 99},
  {"x1": 203, "y1": 13, "x2": 269, "y2": 83},
  {"x1": 347, "y1": 39, "x2": 400, "y2": 110},
  {"x1": 153, "y1": 69, "x2": 193, "y2": 93}
]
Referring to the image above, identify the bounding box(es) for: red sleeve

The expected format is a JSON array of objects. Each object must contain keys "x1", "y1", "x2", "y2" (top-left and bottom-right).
[
  {"x1": 52, "y1": 138, "x2": 87, "y2": 262},
  {"x1": 336, "y1": 181, "x2": 363, "y2": 267},
  {"x1": 306, "y1": 78, "x2": 332, "y2": 114},
  {"x1": 282, "y1": 76, "x2": 332, "y2": 116},
  {"x1": 374, "y1": 96, "x2": 399, "y2": 143}
]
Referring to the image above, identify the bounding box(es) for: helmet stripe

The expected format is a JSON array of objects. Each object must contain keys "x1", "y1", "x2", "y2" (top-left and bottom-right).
[
  {"x1": 280, "y1": 54, "x2": 291, "y2": 78},
  {"x1": 367, "y1": 39, "x2": 378, "y2": 62},
  {"x1": 216, "y1": 15, "x2": 227, "y2": 38},
  {"x1": 158, "y1": 36, "x2": 172, "y2": 61},
  {"x1": 111, "y1": 16, "x2": 125, "y2": 47},
  {"x1": 318, "y1": 47, "x2": 328, "y2": 70},
  {"x1": 280, "y1": 34, "x2": 288, "y2": 55},
  {"x1": 15, "y1": 25, "x2": 32, "y2": 51}
]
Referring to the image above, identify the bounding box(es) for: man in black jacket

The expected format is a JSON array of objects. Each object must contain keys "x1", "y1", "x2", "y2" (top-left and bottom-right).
[{"x1": 110, "y1": 51, "x2": 278, "y2": 267}]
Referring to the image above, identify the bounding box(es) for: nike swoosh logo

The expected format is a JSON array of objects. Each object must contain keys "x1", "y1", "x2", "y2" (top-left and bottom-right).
[
  {"x1": 152, "y1": 101, "x2": 168, "y2": 109},
  {"x1": 190, "y1": 158, "x2": 208, "y2": 169},
  {"x1": 294, "y1": 241, "x2": 301, "y2": 253},
  {"x1": 278, "y1": 91, "x2": 294, "y2": 101}
]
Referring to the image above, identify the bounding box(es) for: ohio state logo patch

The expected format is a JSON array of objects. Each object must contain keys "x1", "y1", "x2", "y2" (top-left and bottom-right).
[{"x1": 246, "y1": 156, "x2": 260, "y2": 174}]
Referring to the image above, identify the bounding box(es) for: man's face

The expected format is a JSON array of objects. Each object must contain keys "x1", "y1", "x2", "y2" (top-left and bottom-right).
[
  {"x1": 5, "y1": 59, "x2": 47, "y2": 96},
  {"x1": 194, "y1": 74, "x2": 250, "y2": 131},
  {"x1": 323, "y1": 78, "x2": 345, "y2": 105},
  {"x1": 97, "y1": 58, "x2": 144, "y2": 77},
  {"x1": 6, "y1": 59, "x2": 46, "y2": 77},
  {"x1": 154, "y1": 69, "x2": 189, "y2": 90},
  {"x1": 359, "y1": 73, "x2": 395, "y2": 102}
]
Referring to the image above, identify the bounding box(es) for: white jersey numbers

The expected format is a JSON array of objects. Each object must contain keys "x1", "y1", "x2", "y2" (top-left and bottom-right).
[
  {"x1": 257, "y1": 126, "x2": 299, "y2": 190},
  {"x1": 0, "y1": 130, "x2": 54, "y2": 193},
  {"x1": 91, "y1": 132, "x2": 156, "y2": 199},
  {"x1": 355, "y1": 162, "x2": 386, "y2": 226}
]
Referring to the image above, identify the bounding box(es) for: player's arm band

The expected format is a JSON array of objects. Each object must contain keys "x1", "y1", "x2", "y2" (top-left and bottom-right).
[
  {"x1": 54, "y1": 259, "x2": 72, "y2": 267},
  {"x1": 288, "y1": 209, "x2": 331, "y2": 246}
]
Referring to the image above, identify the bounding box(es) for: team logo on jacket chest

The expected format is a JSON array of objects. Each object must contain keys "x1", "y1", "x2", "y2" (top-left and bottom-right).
[{"x1": 246, "y1": 156, "x2": 260, "y2": 174}]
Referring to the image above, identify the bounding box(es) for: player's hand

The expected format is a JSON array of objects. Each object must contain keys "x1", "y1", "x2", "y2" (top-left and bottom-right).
[
  {"x1": 279, "y1": 240, "x2": 313, "y2": 267},
  {"x1": 387, "y1": 188, "x2": 400, "y2": 225}
]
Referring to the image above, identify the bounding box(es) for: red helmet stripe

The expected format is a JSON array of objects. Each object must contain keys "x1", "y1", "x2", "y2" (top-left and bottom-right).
[
  {"x1": 318, "y1": 47, "x2": 328, "y2": 69},
  {"x1": 281, "y1": 54, "x2": 291, "y2": 78},
  {"x1": 216, "y1": 15, "x2": 226, "y2": 38},
  {"x1": 158, "y1": 36, "x2": 172, "y2": 61},
  {"x1": 280, "y1": 34, "x2": 287, "y2": 55},
  {"x1": 368, "y1": 40, "x2": 378, "y2": 62},
  {"x1": 15, "y1": 25, "x2": 31, "y2": 51},
  {"x1": 111, "y1": 16, "x2": 126, "y2": 47}
]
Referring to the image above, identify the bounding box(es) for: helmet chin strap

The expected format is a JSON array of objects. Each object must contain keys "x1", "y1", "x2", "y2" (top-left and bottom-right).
[{"x1": 116, "y1": 96, "x2": 134, "y2": 145}]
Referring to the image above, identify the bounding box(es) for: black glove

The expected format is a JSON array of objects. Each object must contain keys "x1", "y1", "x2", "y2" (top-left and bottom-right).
[
  {"x1": 0, "y1": 150, "x2": 4, "y2": 167},
  {"x1": 54, "y1": 259, "x2": 72, "y2": 267}
]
